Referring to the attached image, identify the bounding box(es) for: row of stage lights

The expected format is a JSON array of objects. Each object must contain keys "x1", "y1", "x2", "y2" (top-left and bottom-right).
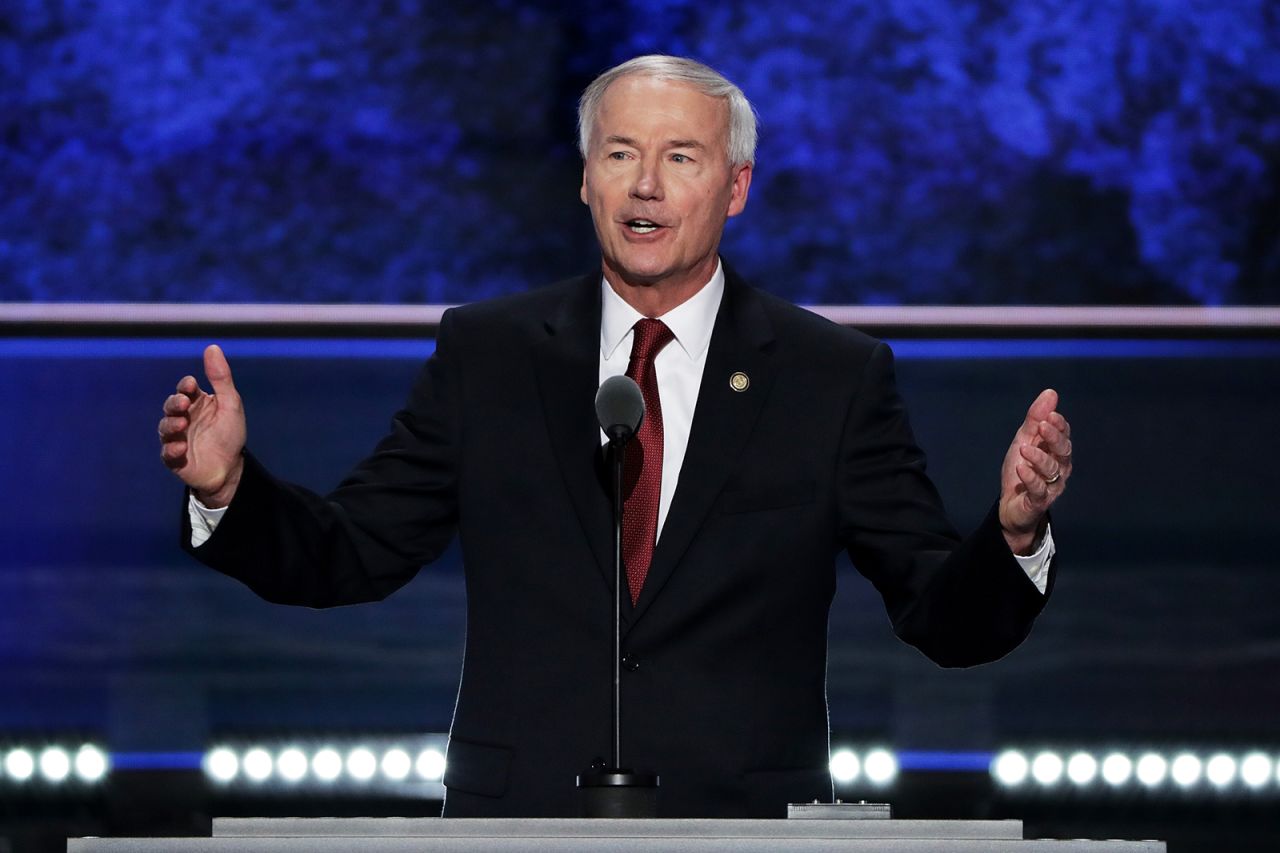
[
  {"x1": 992, "y1": 749, "x2": 1280, "y2": 792},
  {"x1": 0, "y1": 745, "x2": 110, "y2": 785},
  {"x1": 204, "y1": 745, "x2": 446, "y2": 786},
  {"x1": 193, "y1": 745, "x2": 1280, "y2": 793},
  {"x1": 197, "y1": 744, "x2": 896, "y2": 790},
  {"x1": 829, "y1": 748, "x2": 898, "y2": 785},
  {"x1": 5, "y1": 741, "x2": 1280, "y2": 797}
]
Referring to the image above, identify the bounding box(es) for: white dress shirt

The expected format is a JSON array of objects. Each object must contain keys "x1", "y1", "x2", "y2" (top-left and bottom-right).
[
  {"x1": 192, "y1": 257, "x2": 1051, "y2": 592},
  {"x1": 597, "y1": 261, "x2": 725, "y2": 541}
]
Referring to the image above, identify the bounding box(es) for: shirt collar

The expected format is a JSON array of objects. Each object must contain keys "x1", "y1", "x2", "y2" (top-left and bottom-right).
[{"x1": 600, "y1": 259, "x2": 725, "y2": 361}]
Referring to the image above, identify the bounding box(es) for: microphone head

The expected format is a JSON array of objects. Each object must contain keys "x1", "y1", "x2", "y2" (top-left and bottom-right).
[{"x1": 595, "y1": 375, "x2": 645, "y2": 444}]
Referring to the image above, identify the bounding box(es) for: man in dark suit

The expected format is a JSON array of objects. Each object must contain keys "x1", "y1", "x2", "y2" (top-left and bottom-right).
[{"x1": 159, "y1": 56, "x2": 1072, "y2": 818}]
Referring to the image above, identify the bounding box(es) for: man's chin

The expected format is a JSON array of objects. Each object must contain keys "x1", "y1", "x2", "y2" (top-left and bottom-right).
[{"x1": 603, "y1": 258, "x2": 676, "y2": 289}]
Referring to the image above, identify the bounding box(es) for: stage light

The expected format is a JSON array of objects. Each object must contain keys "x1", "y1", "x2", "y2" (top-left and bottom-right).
[
  {"x1": 5, "y1": 749, "x2": 35, "y2": 782},
  {"x1": 1136, "y1": 753, "x2": 1167, "y2": 787},
  {"x1": 1101, "y1": 753, "x2": 1132, "y2": 786},
  {"x1": 1066, "y1": 752, "x2": 1097, "y2": 785},
  {"x1": 197, "y1": 735, "x2": 450, "y2": 795},
  {"x1": 205, "y1": 748, "x2": 239, "y2": 782},
  {"x1": 347, "y1": 748, "x2": 377, "y2": 781},
  {"x1": 829, "y1": 749, "x2": 860, "y2": 783},
  {"x1": 312, "y1": 748, "x2": 342, "y2": 782},
  {"x1": 1205, "y1": 753, "x2": 1236, "y2": 788},
  {"x1": 1031, "y1": 751, "x2": 1064, "y2": 786},
  {"x1": 992, "y1": 750, "x2": 1028, "y2": 787},
  {"x1": 416, "y1": 748, "x2": 446, "y2": 781},
  {"x1": 39, "y1": 748, "x2": 71, "y2": 783},
  {"x1": 74, "y1": 745, "x2": 109, "y2": 782},
  {"x1": 242, "y1": 748, "x2": 273, "y2": 782},
  {"x1": 381, "y1": 748, "x2": 411, "y2": 781},
  {"x1": 276, "y1": 748, "x2": 308, "y2": 782},
  {"x1": 1170, "y1": 753, "x2": 1201, "y2": 788},
  {"x1": 1240, "y1": 752, "x2": 1272, "y2": 788},
  {"x1": 863, "y1": 749, "x2": 896, "y2": 785}
]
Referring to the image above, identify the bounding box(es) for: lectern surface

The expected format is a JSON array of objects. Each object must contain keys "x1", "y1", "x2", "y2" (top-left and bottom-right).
[
  {"x1": 213, "y1": 817, "x2": 1024, "y2": 839},
  {"x1": 71, "y1": 831, "x2": 1167, "y2": 853}
]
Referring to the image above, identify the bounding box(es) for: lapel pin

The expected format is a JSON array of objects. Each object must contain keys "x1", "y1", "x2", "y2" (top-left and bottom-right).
[{"x1": 729, "y1": 371, "x2": 750, "y2": 392}]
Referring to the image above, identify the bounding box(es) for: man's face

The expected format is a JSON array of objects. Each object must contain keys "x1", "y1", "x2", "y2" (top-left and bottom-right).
[{"x1": 580, "y1": 75, "x2": 752, "y2": 298}]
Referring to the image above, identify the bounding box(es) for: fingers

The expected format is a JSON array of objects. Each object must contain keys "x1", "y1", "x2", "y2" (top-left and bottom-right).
[
  {"x1": 160, "y1": 346, "x2": 236, "y2": 475},
  {"x1": 1042, "y1": 409, "x2": 1070, "y2": 439},
  {"x1": 1019, "y1": 389, "x2": 1072, "y2": 464},
  {"x1": 1019, "y1": 430, "x2": 1071, "y2": 506},
  {"x1": 1019, "y1": 443, "x2": 1061, "y2": 482},
  {"x1": 1024, "y1": 388, "x2": 1059, "y2": 427},
  {"x1": 158, "y1": 407, "x2": 188, "y2": 466},
  {"x1": 1015, "y1": 462, "x2": 1051, "y2": 506},
  {"x1": 176, "y1": 373, "x2": 200, "y2": 396},
  {"x1": 1014, "y1": 389, "x2": 1057, "y2": 446},
  {"x1": 1002, "y1": 390, "x2": 1072, "y2": 540},
  {"x1": 158, "y1": 407, "x2": 189, "y2": 467},
  {"x1": 163, "y1": 390, "x2": 193, "y2": 416},
  {"x1": 160, "y1": 439, "x2": 188, "y2": 469},
  {"x1": 160, "y1": 389, "x2": 193, "y2": 448},
  {"x1": 160, "y1": 379, "x2": 198, "y2": 462},
  {"x1": 1035, "y1": 417, "x2": 1072, "y2": 460},
  {"x1": 203, "y1": 344, "x2": 238, "y2": 400}
]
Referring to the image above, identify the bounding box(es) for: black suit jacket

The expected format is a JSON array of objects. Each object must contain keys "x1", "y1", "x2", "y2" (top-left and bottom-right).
[{"x1": 185, "y1": 266, "x2": 1051, "y2": 817}]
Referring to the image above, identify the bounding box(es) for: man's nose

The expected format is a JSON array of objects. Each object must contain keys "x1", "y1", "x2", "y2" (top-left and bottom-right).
[{"x1": 630, "y1": 158, "x2": 663, "y2": 201}]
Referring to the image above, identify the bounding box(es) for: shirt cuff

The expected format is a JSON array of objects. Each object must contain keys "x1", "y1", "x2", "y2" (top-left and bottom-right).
[
  {"x1": 1013, "y1": 522, "x2": 1054, "y2": 595},
  {"x1": 187, "y1": 494, "x2": 228, "y2": 548}
]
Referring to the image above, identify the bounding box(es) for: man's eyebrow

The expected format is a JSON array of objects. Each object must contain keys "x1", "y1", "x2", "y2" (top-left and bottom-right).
[{"x1": 600, "y1": 135, "x2": 708, "y2": 151}]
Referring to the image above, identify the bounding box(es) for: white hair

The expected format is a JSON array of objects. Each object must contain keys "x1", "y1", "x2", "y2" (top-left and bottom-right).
[{"x1": 577, "y1": 55, "x2": 758, "y2": 167}]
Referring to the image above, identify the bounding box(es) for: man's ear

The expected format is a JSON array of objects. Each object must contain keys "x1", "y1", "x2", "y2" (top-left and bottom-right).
[
  {"x1": 580, "y1": 167, "x2": 589, "y2": 206},
  {"x1": 726, "y1": 162, "x2": 752, "y2": 218}
]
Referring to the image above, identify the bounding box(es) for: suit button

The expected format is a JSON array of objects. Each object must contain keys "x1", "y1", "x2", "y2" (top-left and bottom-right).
[{"x1": 621, "y1": 654, "x2": 640, "y2": 672}]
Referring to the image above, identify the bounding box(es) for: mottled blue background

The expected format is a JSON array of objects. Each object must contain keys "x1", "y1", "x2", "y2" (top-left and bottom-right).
[{"x1": 3, "y1": 0, "x2": 1278, "y2": 306}]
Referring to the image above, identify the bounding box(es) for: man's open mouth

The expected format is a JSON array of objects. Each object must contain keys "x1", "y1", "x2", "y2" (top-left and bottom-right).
[{"x1": 626, "y1": 219, "x2": 661, "y2": 234}]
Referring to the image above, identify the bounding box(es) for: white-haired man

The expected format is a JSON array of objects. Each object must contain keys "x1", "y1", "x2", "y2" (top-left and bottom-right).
[{"x1": 161, "y1": 55, "x2": 1071, "y2": 817}]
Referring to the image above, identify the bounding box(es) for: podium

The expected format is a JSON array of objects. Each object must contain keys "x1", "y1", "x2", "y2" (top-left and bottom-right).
[{"x1": 68, "y1": 817, "x2": 1167, "y2": 851}]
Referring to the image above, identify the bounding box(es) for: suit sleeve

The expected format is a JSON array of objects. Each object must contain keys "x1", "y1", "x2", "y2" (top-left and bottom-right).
[
  {"x1": 180, "y1": 309, "x2": 464, "y2": 608},
  {"x1": 837, "y1": 342, "x2": 1051, "y2": 667}
]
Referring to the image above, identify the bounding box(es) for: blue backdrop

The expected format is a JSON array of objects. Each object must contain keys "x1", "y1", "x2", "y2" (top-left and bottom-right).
[{"x1": 3, "y1": 0, "x2": 1278, "y2": 305}]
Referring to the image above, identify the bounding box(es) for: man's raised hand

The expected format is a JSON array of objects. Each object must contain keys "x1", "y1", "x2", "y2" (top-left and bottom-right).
[
  {"x1": 998, "y1": 388, "x2": 1073, "y2": 555},
  {"x1": 158, "y1": 344, "x2": 247, "y2": 508}
]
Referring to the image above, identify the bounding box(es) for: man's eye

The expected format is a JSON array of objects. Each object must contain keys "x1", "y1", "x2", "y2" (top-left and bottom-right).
[
  {"x1": 608, "y1": 151, "x2": 629, "y2": 160},
  {"x1": 671, "y1": 153, "x2": 691, "y2": 163}
]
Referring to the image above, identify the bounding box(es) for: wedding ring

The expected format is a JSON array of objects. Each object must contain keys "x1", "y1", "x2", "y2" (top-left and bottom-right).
[{"x1": 1044, "y1": 470, "x2": 1062, "y2": 485}]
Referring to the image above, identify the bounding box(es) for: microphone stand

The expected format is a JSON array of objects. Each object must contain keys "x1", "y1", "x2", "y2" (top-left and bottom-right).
[
  {"x1": 577, "y1": 428, "x2": 659, "y2": 817},
  {"x1": 610, "y1": 430, "x2": 624, "y2": 769}
]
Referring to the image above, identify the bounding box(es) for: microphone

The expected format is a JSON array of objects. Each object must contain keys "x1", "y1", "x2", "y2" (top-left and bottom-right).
[
  {"x1": 595, "y1": 374, "x2": 645, "y2": 445},
  {"x1": 580, "y1": 373, "x2": 659, "y2": 817}
]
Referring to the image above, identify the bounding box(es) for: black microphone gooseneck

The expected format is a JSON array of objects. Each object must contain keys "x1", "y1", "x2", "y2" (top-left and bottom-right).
[
  {"x1": 595, "y1": 374, "x2": 644, "y2": 768},
  {"x1": 578, "y1": 375, "x2": 659, "y2": 817}
]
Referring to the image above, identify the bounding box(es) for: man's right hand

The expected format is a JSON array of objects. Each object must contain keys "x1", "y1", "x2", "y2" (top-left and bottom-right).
[{"x1": 158, "y1": 344, "x2": 247, "y2": 508}]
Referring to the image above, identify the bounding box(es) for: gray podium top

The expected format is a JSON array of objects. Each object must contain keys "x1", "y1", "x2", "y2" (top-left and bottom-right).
[
  {"x1": 213, "y1": 817, "x2": 1024, "y2": 839},
  {"x1": 69, "y1": 818, "x2": 1167, "y2": 852},
  {"x1": 69, "y1": 839, "x2": 1167, "y2": 853}
]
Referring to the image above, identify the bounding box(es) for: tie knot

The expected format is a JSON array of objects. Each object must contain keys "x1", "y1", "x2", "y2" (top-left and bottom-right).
[{"x1": 630, "y1": 318, "x2": 675, "y2": 363}]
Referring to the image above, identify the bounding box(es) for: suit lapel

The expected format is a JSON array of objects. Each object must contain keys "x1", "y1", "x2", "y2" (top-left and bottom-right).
[
  {"x1": 629, "y1": 269, "x2": 778, "y2": 625},
  {"x1": 532, "y1": 274, "x2": 617, "y2": 597}
]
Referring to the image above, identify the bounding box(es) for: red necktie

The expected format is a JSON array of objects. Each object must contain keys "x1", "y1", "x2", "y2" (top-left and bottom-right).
[{"x1": 622, "y1": 318, "x2": 675, "y2": 605}]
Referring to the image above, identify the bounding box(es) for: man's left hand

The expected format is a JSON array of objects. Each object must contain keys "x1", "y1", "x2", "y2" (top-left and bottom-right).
[{"x1": 999, "y1": 388, "x2": 1072, "y2": 555}]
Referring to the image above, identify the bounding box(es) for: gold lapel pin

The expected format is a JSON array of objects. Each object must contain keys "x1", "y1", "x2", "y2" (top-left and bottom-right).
[{"x1": 729, "y1": 371, "x2": 750, "y2": 392}]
